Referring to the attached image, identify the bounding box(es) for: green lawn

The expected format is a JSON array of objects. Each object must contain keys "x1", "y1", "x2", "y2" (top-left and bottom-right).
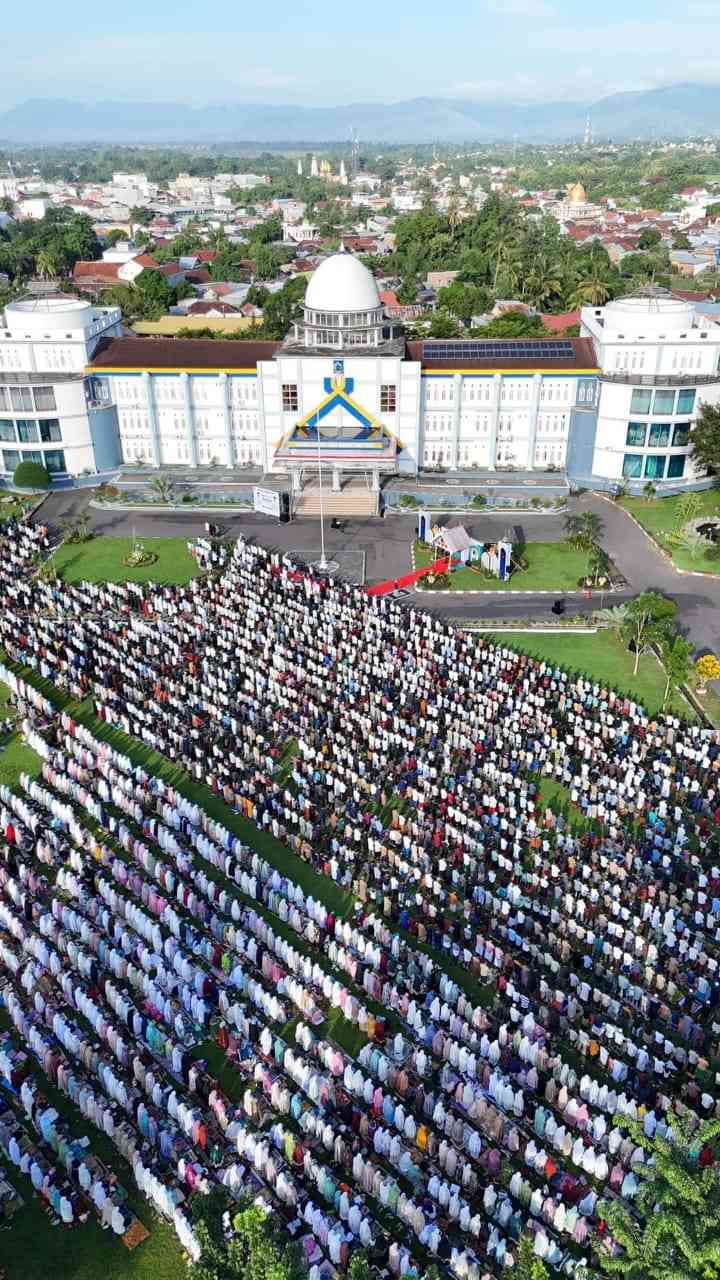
[
  {"x1": 492, "y1": 629, "x2": 691, "y2": 718},
  {"x1": 415, "y1": 541, "x2": 593, "y2": 591},
  {"x1": 619, "y1": 491, "x2": 720, "y2": 573},
  {"x1": 0, "y1": 680, "x2": 43, "y2": 787},
  {"x1": 50, "y1": 536, "x2": 200, "y2": 585}
]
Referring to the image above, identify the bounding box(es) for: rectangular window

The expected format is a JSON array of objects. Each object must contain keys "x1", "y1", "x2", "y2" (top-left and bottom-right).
[
  {"x1": 0, "y1": 419, "x2": 15, "y2": 443},
  {"x1": 653, "y1": 389, "x2": 675, "y2": 415},
  {"x1": 33, "y1": 385, "x2": 56, "y2": 412},
  {"x1": 21, "y1": 450, "x2": 43, "y2": 465},
  {"x1": 16, "y1": 420, "x2": 39, "y2": 443},
  {"x1": 626, "y1": 422, "x2": 646, "y2": 447},
  {"x1": 667, "y1": 454, "x2": 686, "y2": 479},
  {"x1": 648, "y1": 424, "x2": 671, "y2": 447},
  {"x1": 622, "y1": 454, "x2": 643, "y2": 478},
  {"x1": 677, "y1": 388, "x2": 696, "y2": 414},
  {"x1": 2, "y1": 450, "x2": 20, "y2": 473},
  {"x1": 0, "y1": 388, "x2": 8, "y2": 411},
  {"x1": 281, "y1": 384, "x2": 299, "y2": 412},
  {"x1": 9, "y1": 387, "x2": 33, "y2": 412},
  {"x1": 39, "y1": 419, "x2": 62, "y2": 443},
  {"x1": 672, "y1": 423, "x2": 690, "y2": 448},
  {"x1": 43, "y1": 449, "x2": 66, "y2": 474},
  {"x1": 644, "y1": 454, "x2": 666, "y2": 479},
  {"x1": 630, "y1": 388, "x2": 652, "y2": 414},
  {"x1": 380, "y1": 384, "x2": 397, "y2": 413}
]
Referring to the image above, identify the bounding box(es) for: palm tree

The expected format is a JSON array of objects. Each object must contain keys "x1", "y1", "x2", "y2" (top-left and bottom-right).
[
  {"x1": 564, "y1": 510, "x2": 604, "y2": 551},
  {"x1": 588, "y1": 544, "x2": 612, "y2": 586},
  {"x1": 149, "y1": 474, "x2": 175, "y2": 504},
  {"x1": 36, "y1": 248, "x2": 63, "y2": 280},
  {"x1": 526, "y1": 256, "x2": 563, "y2": 310},
  {"x1": 595, "y1": 603, "x2": 629, "y2": 636},
  {"x1": 568, "y1": 275, "x2": 612, "y2": 309}
]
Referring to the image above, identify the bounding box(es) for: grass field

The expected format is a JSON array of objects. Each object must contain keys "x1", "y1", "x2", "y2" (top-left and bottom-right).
[
  {"x1": 619, "y1": 490, "x2": 720, "y2": 573},
  {"x1": 50, "y1": 536, "x2": 200, "y2": 585},
  {"x1": 415, "y1": 541, "x2": 592, "y2": 591},
  {"x1": 491, "y1": 629, "x2": 691, "y2": 718}
]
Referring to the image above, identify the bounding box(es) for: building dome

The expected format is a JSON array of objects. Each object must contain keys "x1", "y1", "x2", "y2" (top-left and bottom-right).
[
  {"x1": 566, "y1": 182, "x2": 588, "y2": 203},
  {"x1": 305, "y1": 252, "x2": 381, "y2": 315}
]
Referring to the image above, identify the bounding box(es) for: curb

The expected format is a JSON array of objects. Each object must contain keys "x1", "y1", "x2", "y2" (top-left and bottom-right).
[
  {"x1": 596, "y1": 493, "x2": 720, "y2": 580},
  {"x1": 88, "y1": 501, "x2": 253, "y2": 515}
]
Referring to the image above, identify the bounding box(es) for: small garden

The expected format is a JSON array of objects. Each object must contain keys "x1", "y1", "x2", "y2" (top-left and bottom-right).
[
  {"x1": 94, "y1": 476, "x2": 253, "y2": 509},
  {"x1": 394, "y1": 491, "x2": 567, "y2": 513},
  {"x1": 619, "y1": 488, "x2": 720, "y2": 573},
  {"x1": 414, "y1": 512, "x2": 619, "y2": 593},
  {"x1": 50, "y1": 535, "x2": 200, "y2": 585}
]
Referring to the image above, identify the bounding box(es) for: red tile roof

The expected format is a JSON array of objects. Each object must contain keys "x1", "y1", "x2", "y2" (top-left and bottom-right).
[
  {"x1": 74, "y1": 261, "x2": 121, "y2": 281},
  {"x1": 89, "y1": 336, "x2": 280, "y2": 370},
  {"x1": 541, "y1": 311, "x2": 580, "y2": 331}
]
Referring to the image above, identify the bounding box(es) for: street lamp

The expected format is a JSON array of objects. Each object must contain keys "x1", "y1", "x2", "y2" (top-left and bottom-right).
[{"x1": 311, "y1": 408, "x2": 339, "y2": 576}]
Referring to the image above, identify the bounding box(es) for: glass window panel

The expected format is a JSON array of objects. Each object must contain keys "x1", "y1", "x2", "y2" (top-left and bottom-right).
[
  {"x1": 653, "y1": 389, "x2": 675, "y2": 415},
  {"x1": 33, "y1": 385, "x2": 56, "y2": 412},
  {"x1": 625, "y1": 422, "x2": 646, "y2": 447},
  {"x1": 9, "y1": 387, "x2": 33, "y2": 412},
  {"x1": 672, "y1": 423, "x2": 690, "y2": 448},
  {"x1": 43, "y1": 449, "x2": 66, "y2": 474},
  {"x1": 630, "y1": 388, "x2": 652, "y2": 414},
  {"x1": 644, "y1": 454, "x2": 666, "y2": 479},
  {"x1": 0, "y1": 388, "x2": 8, "y2": 411},
  {"x1": 16, "y1": 420, "x2": 39, "y2": 443},
  {"x1": 648, "y1": 424, "x2": 670, "y2": 447},
  {"x1": 667, "y1": 454, "x2": 686, "y2": 478},
  {"x1": 20, "y1": 450, "x2": 43, "y2": 465},
  {"x1": 0, "y1": 420, "x2": 15, "y2": 442},
  {"x1": 39, "y1": 419, "x2": 62, "y2": 443},
  {"x1": 677, "y1": 389, "x2": 696, "y2": 414},
  {"x1": 622, "y1": 454, "x2": 643, "y2": 478},
  {"x1": 2, "y1": 450, "x2": 20, "y2": 472}
]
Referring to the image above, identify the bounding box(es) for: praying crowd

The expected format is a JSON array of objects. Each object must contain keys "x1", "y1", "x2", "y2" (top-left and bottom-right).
[{"x1": 0, "y1": 515, "x2": 719, "y2": 1278}]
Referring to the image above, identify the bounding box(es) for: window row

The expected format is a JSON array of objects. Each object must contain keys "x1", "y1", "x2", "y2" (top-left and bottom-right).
[
  {"x1": 0, "y1": 384, "x2": 56, "y2": 413},
  {"x1": 626, "y1": 422, "x2": 690, "y2": 449},
  {"x1": 1, "y1": 448, "x2": 66, "y2": 474},
  {"x1": 629, "y1": 387, "x2": 696, "y2": 416},
  {"x1": 622, "y1": 453, "x2": 686, "y2": 480},
  {"x1": 0, "y1": 418, "x2": 62, "y2": 444}
]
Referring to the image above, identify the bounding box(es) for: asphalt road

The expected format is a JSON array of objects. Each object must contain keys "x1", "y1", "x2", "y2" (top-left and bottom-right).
[{"x1": 33, "y1": 489, "x2": 720, "y2": 654}]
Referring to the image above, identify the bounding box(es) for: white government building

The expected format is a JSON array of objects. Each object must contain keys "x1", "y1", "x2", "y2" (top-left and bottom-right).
[{"x1": 0, "y1": 254, "x2": 717, "y2": 494}]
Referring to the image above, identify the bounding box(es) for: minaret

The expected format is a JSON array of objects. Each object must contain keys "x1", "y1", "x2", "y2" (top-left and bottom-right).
[
  {"x1": 339, "y1": 159, "x2": 347, "y2": 185},
  {"x1": 297, "y1": 158, "x2": 303, "y2": 176},
  {"x1": 584, "y1": 114, "x2": 593, "y2": 147},
  {"x1": 310, "y1": 154, "x2": 319, "y2": 178}
]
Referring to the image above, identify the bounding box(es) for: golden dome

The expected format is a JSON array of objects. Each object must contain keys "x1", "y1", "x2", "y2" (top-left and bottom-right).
[{"x1": 566, "y1": 182, "x2": 588, "y2": 203}]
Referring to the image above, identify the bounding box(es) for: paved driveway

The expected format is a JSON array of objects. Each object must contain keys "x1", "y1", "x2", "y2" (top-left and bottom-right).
[{"x1": 32, "y1": 489, "x2": 720, "y2": 654}]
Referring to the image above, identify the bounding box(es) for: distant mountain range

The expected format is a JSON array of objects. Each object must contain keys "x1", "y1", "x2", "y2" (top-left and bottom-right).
[{"x1": 2, "y1": 83, "x2": 720, "y2": 145}]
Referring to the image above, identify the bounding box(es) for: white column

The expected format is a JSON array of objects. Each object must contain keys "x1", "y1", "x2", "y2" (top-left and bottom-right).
[
  {"x1": 180, "y1": 372, "x2": 199, "y2": 468},
  {"x1": 219, "y1": 372, "x2": 235, "y2": 467},
  {"x1": 450, "y1": 373, "x2": 462, "y2": 471},
  {"x1": 142, "y1": 372, "x2": 161, "y2": 467},
  {"x1": 487, "y1": 374, "x2": 502, "y2": 470},
  {"x1": 331, "y1": 467, "x2": 341, "y2": 492},
  {"x1": 527, "y1": 374, "x2": 543, "y2": 469}
]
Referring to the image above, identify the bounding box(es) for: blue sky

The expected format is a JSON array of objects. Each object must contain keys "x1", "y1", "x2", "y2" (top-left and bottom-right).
[{"x1": 3, "y1": 0, "x2": 720, "y2": 108}]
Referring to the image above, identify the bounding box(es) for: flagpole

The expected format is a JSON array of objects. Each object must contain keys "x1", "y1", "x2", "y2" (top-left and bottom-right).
[{"x1": 312, "y1": 407, "x2": 338, "y2": 576}]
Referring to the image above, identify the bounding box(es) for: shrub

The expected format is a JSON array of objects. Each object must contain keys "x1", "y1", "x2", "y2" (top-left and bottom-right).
[
  {"x1": 530, "y1": 497, "x2": 542, "y2": 509},
  {"x1": 181, "y1": 493, "x2": 195, "y2": 504},
  {"x1": 399, "y1": 494, "x2": 420, "y2": 509},
  {"x1": 471, "y1": 494, "x2": 487, "y2": 508},
  {"x1": 13, "y1": 460, "x2": 50, "y2": 489}
]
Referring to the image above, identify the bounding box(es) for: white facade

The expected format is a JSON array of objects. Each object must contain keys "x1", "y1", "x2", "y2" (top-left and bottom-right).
[
  {"x1": 0, "y1": 298, "x2": 123, "y2": 478},
  {"x1": 581, "y1": 297, "x2": 720, "y2": 486}
]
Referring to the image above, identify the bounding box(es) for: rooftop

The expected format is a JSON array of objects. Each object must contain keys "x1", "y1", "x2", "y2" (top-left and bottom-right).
[{"x1": 88, "y1": 336, "x2": 280, "y2": 370}]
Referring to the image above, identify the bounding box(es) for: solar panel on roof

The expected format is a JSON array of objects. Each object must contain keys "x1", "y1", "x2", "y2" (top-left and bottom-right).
[{"x1": 421, "y1": 339, "x2": 576, "y2": 361}]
